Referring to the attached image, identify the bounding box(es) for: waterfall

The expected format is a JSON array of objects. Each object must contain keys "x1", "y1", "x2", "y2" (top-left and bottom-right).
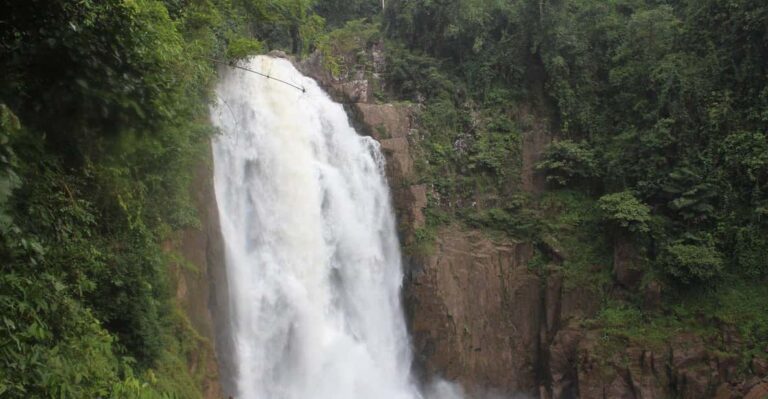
[{"x1": 210, "y1": 56, "x2": 425, "y2": 399}]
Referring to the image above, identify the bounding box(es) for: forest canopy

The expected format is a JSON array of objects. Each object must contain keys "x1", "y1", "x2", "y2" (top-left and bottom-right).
[{"x1": 1, "y1": 0, "x2": 767, "y2": 396}]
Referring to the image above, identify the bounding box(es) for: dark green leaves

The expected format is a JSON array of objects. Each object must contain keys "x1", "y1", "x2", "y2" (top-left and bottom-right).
[
  {"x1": 537, "y1": 139, "x2": 599, "y2": 186},
  {"x1": 661, "y1": 241, "x2": 724, "y2": 284},
  {"x1": 598, "y1": 191, "x2": 651, "y2": 234}
]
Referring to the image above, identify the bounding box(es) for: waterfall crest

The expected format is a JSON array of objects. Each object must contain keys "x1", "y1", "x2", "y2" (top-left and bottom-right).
[{"x1": 211, "y1": 56, "x2": 423, "y2": 399}]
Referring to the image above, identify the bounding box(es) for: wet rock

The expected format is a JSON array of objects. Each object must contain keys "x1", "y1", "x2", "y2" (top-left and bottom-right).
[
  {"x1": 626, "y1": 347, "x2": 667, "y2": 399},
  {"x1": 752, "y1": 357, "x2": 768, "y2": 376},
  {"x1": 540, "y1": 234, "x2": 567, "y2": 262},
  {"x1": 518, "y1": 106, "x2": 552, "y2": 193},
  {"x1": 742, "y1": 377, "x2": 763, "y2": 393},
  {"x1": 603, "y1": 370, "x2": 636, "y2": 399},
  {"x1": 643, "y1": 280, "x2": 662, "y2": 310},
  {"x1": 573, "y1": 333, "x2": 606, "y2": 399},
  {"x1": 613, "y1": 238, "x2": 644, "y2": 289},
  {"x1": 544, "y1": 270, "x2": 564, "y2": 337},
  {"x1": 717, "y1": 353, "x2": 740, "y2": 383},
  {"x1": 341, "y1": 98, "x2": 419, "y2": 243},
  {"x1": 569, "y1": 332, "x2": 640, "y2": 399},
  {"x1": 548, "y1": 325, "x2": 583, "y2": 398},
  {"x1": 560, "y1": 283, "x2": 600, "y2": 322},
  {"x1": 405, "y1": 227, "x2": 538, "y2": 395},
  {"x1": 670, "y1": 334, "x2": 709, "y2": 369},
  {"x1": 354, "y1": 103, "x2": 413, "y2": 139},
  {"x1": 669, "y1": 334, "x2": 718, "y2": 398},
  {"x1": 380, "y1": 137, "x2": 414, "y2": 179},
  {"x1": 296, "y1": 43, "x2": 768, "y2": 399},
  {"x1": 167, "y1": 143, "x2": 230, "y2": 398},
  {"x1": 744, "y1": 382, "x2": 768, "y2": 399},
  {"x1": 295, "y1": 51, "x2": 371, "y2": 103},
  {"x1": 714, "y1": 383, "x2": 738, "y2": 399},
  {"x1": 371, "y1": 41, "x2": 386, "y2": 74},
  {"x1": 342, "y1": 79, "x2": 370, "y2": 102},
  {"x1": 721, "y1": 325, "x2": 744, "y2": 353},
  {"x1": 268, "y1": 49, "x2": 289, "y2": 59},
  {"x1": 407, "y1": 185, "x2": 428, "y2": 228}
]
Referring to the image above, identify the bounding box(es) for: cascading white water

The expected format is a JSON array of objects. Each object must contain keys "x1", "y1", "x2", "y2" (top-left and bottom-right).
[{"x1": 211, "y1": 56, "x2": 427, "y2": 399}]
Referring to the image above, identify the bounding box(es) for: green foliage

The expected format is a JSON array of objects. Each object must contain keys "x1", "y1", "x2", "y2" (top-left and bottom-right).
[
  {"x1": 592, "y1": 280, "x2": 768, "y2": 367},
  {"x1": 466, "y1": 113, "x2": 520, "y2": 180},
  {"x1": 706, "y1": 283, "x2": 768, "y2": 359},
  {"x1": 238, "y1": 0, "x2": 325, "y2": 54},
  {"x1": 385, "y1": 0, "x2": 530, "y2": 99},
  {"x1": 388, "y1": 0, "x2": 768, "y2": 291},
  {"x1": 0, "y1": 266, "x2": 118, "y2": 397},
  {"x1": 1, "y1": 0, "x2": 767, "y2": 391},
  {"x1": 0, "y1": 159, "x2": 178, "y2": 397},
  {"x1": 384, "y1": 0, "x2": 768, "y2": 367},
  {"x1": 385, "y1": 45, "x2": 459, "y2": 101},
  {"x1": 662, "y1": 167, "x2": 719, "y2": 222},
  {"x1": 598, "y1": 191, "x2": 651, "y2": 234},
  {"x1": 538, "y1": 190, "x2": 612, "y2": 290},
  {"x1": 226, "y1": 36, "x2": 265, "y2": 60},
  {"x1": 315, "y1": 19, "x2": 381, "y2": 77},
  {"x1": 593, "y1": 304, "x2": 669, "y2": 345},
  {"x1": 0, "y1": 0, "x2": 269, "y2": 396},
  {"x1": 463, "y1": 201, "x2": 540, "y2": 239},
  {"x1": 721, "y1": 131, "x2": 768, "y2": 199},
  {"x1": 314, "y1": 0, "x2": 380, "y2": 28},
  {"x1": 409, "y1": 226, "x2": 437, "y2": 256},
  {"x1": 661, "y1": 240, "x2": 724, "y2": 284},
  {"x1": 537, "y1": 140, "x2": 599, "y2": 186},
  {"x1": 0, "y1": 105, "x2": 20, "y2": 226},
  {"x1": 733, "y1": 226, "x2": 768, "y2": 278},
  {"x1": 0, "y1": 0, "x2": 383, "y2": 393}
]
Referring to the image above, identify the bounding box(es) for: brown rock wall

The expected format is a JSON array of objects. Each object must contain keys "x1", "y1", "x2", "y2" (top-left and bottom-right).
[
  {"x1": 405, "y1": 228, "x2": 537, "y2": 394},
  {"x1": 165, "y1": 143, "x2": 232, "y2": 399},
  {"x1": 294, "y1": 48, "x2": 768, "y2": 399}
]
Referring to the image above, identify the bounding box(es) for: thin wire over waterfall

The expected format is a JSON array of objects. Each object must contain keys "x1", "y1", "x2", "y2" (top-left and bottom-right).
[{"x1": 206, "y1": 57, "x2": 306, "y2": 92}]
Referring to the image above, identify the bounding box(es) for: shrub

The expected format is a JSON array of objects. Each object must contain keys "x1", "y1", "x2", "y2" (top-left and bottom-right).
[
  {"x1": 733, "y1": 226, "x2": 768, "y2": 278},
  {"x1": 226, "y1": 36, "x2": 264, "y2": 60},
  {"x1": 661, "y1": 241, "x2": 724, "y2": 284},
  {"x1": 0, "y1": 105, "x2": 20, "y2": 226},
  {"x1": 598, "y1": 191, "x2": 651, "y2": 234},
  {"x1": 537, "y1": 140, "x2": 599, "y2": 186}
]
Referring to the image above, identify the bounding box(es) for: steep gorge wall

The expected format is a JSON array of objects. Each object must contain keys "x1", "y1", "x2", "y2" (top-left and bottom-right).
[
  {"x1": 296, "y1": 47, "x2": 768, "y2": 399},
  {"x1": 165, "y1": 143, "x2": 234, "y2": 399}
]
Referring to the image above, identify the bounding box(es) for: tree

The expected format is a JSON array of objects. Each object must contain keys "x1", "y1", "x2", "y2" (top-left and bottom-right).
[
  {"x1": 537, "y1": 140, "x2": 599, "y2": 186},
  {"x1": 598, "y1": 191, "x2": 651, "y2": 234},
  {"x1": 661, "y1": 241, "x2": 724, "y2": 284}
]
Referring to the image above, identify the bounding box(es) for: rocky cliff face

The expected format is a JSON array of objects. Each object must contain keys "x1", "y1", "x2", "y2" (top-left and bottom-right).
[
  {"x1": 165, "y1": 143, "x2": 233, "y2": 399},
  {"x1": 406, "y1": 228, "x2": 539, "y2": 393},
  {"x1": 295, "y1": 47, "x2": 768, "y2": 399}
]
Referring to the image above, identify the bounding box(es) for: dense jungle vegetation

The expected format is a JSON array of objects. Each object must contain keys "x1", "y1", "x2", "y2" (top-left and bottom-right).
[
  {"x1": 379, "y1": 0, "x2": 768, "y2": 369},
  {"x1": 1, "y1": 0, "x2": 767, "y2": 396},
  {"x1": 0, "y1": 0, "x2": 331, "y2": 397}
]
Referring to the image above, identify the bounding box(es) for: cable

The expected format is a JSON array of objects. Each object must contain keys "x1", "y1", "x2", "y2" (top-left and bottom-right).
[{"x1": 205, "y1": 57, "x2": 306, "y2": 93}]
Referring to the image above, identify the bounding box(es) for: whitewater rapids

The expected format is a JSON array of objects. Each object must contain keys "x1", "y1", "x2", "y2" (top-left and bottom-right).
[{"x1": 211, "y1": 55, "x2": 434, "y2": 399}]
